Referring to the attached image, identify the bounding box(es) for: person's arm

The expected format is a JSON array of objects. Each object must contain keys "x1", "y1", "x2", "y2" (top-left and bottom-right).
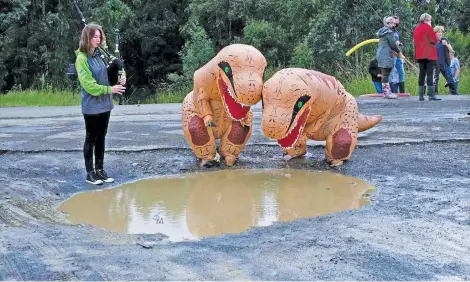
[
  {"x1": 394, "y1": 31, "x2": 402, "y2": 49},
  {"x1": 75, "y1": 54, "x2": 111, "y2": 96},
  {"x1": 455, "y1": 60, "x2": 461, "y2": 80},
  {"x1": 426, "y1": 25, "x2": 438, "y2": 45},
  {"x1": 386, "y1": 33, "x2": 401, "y2": 53},
  {"x1": 442, "y1": 39, "x2": 454, "y2": 53}
]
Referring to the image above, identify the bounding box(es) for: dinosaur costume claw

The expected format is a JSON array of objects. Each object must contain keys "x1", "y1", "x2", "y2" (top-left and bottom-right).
[
  {"x1": 182, "y1": 44, "x2": 267, "y2": 167},
  {"x1": 262, "y1": 68, "x2": 382, "y2": 166}
]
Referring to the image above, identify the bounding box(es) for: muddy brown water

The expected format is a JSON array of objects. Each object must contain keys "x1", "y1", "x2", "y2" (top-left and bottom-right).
[{"x1": 57, "y1": 169, "x2": 374, "y2": 241}]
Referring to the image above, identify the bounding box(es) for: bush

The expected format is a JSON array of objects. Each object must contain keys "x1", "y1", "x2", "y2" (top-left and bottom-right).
[
  {"x1": 181, "y1": 25, "x2": 215, "y2": 78},
  {"x1": 290, "y1": 40, "x2": 314, "y2": 68}
]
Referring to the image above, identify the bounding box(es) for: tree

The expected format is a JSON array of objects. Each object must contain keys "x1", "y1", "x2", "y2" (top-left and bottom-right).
[
  {"x1": 0, "y1": 0, "x2": 30, "y2": 92},
  {"x1": 120, "y1": 0, "x2": 187, "y2": 89}
]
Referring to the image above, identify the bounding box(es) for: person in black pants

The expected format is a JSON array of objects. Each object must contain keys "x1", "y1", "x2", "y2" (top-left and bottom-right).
[
  {"x1": 413, "y1": 13, "x2": 440, "y2": 101},
  {"x1": 83, "y1": 112, "x2": 111, "y2": 181},
  {"x1": 75, "y1": 23, "x2": 126, "y2": 184},
  {"x1": 433, "y1": 26, "x2": 459, "y2": 95}
]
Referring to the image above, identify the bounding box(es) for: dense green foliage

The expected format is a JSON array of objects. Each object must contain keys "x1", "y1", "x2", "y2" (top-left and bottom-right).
[{"x1": 1, "y1": 0, "x2": 469, "y2": 103}]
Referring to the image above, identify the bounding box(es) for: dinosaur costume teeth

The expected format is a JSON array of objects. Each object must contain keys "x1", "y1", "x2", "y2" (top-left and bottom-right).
[
  {"x1": 182, "y1": 44, "x2": 267, "y2": 167},
  {"x1": 229, "y1": 89, "x2": 250, "y2": 107},
  {"x1": 261, "y1": 68, "x2": 383, "y2": 166},
  {"x1": 278, "y1": 107, "x2": 311, "y2": 149},
  {"x1": 218, "y1": 77, "x2": 250, "y2": 121}
]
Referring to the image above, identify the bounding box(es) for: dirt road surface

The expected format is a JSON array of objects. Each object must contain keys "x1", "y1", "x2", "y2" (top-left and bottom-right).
[{"x1": 1, "y1": 96, "x2": 469, "y2": 280}]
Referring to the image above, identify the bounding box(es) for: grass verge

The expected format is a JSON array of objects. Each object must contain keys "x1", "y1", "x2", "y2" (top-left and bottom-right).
[
  {"x1": 0, "y1": 90, "x2": 80, "y2": 107},
  {"x1": 344, "y1": 69, "x2": 468, "y2": 97},
  {"x1": 1, "y1": 70, "x2": 467, "y2": 106}
]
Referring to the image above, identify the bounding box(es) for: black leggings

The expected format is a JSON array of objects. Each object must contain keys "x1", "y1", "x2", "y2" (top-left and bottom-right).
[
  {"x1": 418, "y1": 59, "x2": 436, "y2": 86},
  {"x1": 83, "y1": 111, "x2": 111, "y2": 172},
  {"x1": 380, "y1": 68, "x2": 392, "y2": 83}
]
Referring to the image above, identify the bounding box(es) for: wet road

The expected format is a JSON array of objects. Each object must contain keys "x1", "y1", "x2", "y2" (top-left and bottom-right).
[
  {"x1": 0, "y1": 95, "x2": 469, "y2": 152},
  {"x1": 1, "y1": 95, "x2": 470, "y2": 280}
]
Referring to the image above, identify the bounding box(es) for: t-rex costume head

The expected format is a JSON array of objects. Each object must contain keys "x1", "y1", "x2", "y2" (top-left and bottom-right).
[
  {"x1": 215, "y1": 46, "x2": 266, "y2": 120},
  {"x1": 182, "y1": 44, "x2": 267, "y2": 167},
  {"x1": 262, "y1": 68, "x2": 382, "y2": 166}
]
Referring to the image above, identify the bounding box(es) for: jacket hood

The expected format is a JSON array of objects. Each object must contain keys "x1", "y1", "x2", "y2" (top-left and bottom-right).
[
  {"x1": 377, "y1": 26, "x2": 393, "y2": 37},
  {"x1": 75, "y1": 49, "x2": 84, "y2": 57}
]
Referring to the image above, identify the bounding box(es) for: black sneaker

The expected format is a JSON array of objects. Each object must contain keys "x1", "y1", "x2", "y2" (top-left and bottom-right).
[
  {"x1": 96, "y1": 169, "x2": 114, "y2": 183},
  {"x1": 86, "y1": 171, "x2": 103, "y2": 185}
]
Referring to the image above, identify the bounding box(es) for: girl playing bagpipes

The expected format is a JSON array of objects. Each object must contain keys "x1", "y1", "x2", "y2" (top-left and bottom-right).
[{"x1": 75, "y1": 23, "x2": 126, "y2": 185}]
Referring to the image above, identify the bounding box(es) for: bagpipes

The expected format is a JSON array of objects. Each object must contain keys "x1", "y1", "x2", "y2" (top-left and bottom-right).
[{"x1": 71, "y1": 0, "x2": 125, "y2": 87}]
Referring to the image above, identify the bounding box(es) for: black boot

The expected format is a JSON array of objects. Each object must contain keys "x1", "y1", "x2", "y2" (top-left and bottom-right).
[
  {"x1": 427, "y1": 86, "x2": 441, "y2": 101},
  {"x1": 389, "y1": 82, "x2": 395, "y2": 93},
  {"x1": 419, "y1": 86, "x2": 425, "y2": 101},
  {"x1": 399, "y1": 82, "x2": 405, "y2": 93}
]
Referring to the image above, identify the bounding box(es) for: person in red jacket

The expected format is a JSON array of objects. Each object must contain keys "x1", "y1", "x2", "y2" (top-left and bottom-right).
[{"x1": 413, "y1": 13, "x2": 441, "y2": 101}]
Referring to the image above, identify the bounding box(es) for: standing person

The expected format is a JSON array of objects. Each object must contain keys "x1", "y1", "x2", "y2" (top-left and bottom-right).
[
  {"x1": 392, "y1": 16, "x2": 406, "y2": 93},
  {"x1": 376, "y1": 16, "x2": 402, "y2": 99},
  {"x1": 75, "y1": 23, "x2": 126, "y2": 185},
  {"x1": 434, "y1": 26, "x2": 459, "y2": 95},
  {"x1": 368, "y1": 58, "x2": 383, "y2": 93},
  {"x1": 450, "y1": 51, "x2": 461, "y2": 91},
  {"x1": 413, "y1": 13, "x2": 440, "y2": 101}
]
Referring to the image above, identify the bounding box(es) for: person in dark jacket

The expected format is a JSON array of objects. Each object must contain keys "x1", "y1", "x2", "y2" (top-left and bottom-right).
[
  {"x1": 433, "y1": 25, "x2": 459, "y2": 95},
  {"x1": 391, "y1": 16, "x2": 406, "y2": 93},
  {"x1": 413, "y1": 13, "x2": 440, "y2": 101},
  {"x1": 368, "y1": 59, "x2": 383, "y2": 93},
  {"x1": 75, "y1": 23, "x2": 126, "y2": 185},
  {"x1": 376, "y1": 16, "x2": 402, "y2": 99}
]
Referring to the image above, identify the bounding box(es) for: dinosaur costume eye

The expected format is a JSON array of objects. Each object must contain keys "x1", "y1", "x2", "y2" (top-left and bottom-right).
[
  {"x1": 288, "y1": 95, "x2": 311, "y2": 130},
  {"x1": 294, "y1": 96, "x2": 309, "y2": 113},
  {"x1": 217, "y1": 61, "x2": 236, "y2": 96},
  {"x1": 218, "y1": 61, "x2": 233, "y2": 78}
]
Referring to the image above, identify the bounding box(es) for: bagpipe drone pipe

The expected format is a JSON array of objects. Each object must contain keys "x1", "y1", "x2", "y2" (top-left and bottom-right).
[{"x1": 66, "y1": 0, "x2": 125, "y2": 93}]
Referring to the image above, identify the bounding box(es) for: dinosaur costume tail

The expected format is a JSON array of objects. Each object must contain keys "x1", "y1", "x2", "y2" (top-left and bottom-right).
[{"x1": 357, "y1": 113, "x2": 382, "y2": 132}]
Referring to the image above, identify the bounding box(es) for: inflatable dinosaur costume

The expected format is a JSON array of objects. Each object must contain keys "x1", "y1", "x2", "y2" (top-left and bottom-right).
[
  {"x1": 261, "y1": 68, "x2": 382, "y2": 166},
  {"x1": 182, "y1": 44, "x2": 267, "y2": 167}
]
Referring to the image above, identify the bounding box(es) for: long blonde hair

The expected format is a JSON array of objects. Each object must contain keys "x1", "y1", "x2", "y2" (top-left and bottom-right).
[{"x1": 79, "y1": 23, "x2": 107, "y2": 57}]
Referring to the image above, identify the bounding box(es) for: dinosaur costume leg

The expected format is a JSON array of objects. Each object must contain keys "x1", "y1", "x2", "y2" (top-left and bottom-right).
[
  {"x1": 182, "y1": 91, "x2": 218, "y2": 167},
  {"x1": 325, "y1": 126, "x2": 358, "y2": 167},
  {"x1": 219, "y1": 111, "x2": 253, "y2": 166},
  {"x1": 324, "y1": 97, "x2": 359, "y2": 166}
]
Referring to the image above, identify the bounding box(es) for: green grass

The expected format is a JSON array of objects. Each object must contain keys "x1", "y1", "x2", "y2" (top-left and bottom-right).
[
  {"x1": 143, "y1": 87, "x2": 191, "y2": 104},
  {"x1": 1, "y1": 69, "x2": 467, "y2": 107},
  {"x1": 0, "y1": 89, "x2": 80, "y2": 107},
  {"x1": 344, "y1": 69, "x2": 469, "y2": 97}
]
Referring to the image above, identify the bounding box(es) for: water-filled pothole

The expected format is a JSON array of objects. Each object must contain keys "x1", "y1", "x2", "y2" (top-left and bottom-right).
[{"x1": 58, "y1": 169, "x2": 374, "y2": 241}]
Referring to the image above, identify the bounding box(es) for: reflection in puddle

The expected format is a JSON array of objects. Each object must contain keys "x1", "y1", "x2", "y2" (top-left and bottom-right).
[{"x1": 57, "y1": 169, "x2": 374, "y2": 241}]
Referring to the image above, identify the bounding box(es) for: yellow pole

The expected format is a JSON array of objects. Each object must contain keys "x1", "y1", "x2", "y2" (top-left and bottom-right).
[{"x1": 345, "y1": 39, "x2": 379, "y2": 56}]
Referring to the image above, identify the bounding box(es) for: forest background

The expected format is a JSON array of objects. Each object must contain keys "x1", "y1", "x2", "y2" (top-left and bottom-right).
[{"x1": 1, "y1": 0, "x2": 469, "y2": 106}]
